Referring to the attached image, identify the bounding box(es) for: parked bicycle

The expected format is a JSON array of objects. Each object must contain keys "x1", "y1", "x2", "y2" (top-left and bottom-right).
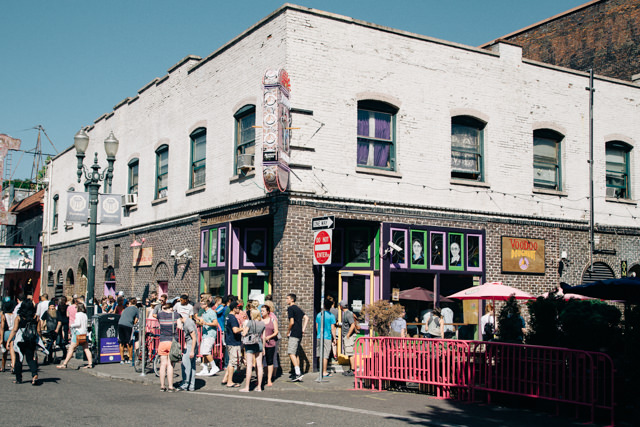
[{"x1": 133, "y1": 331, "x2": 160, "y2": 376}]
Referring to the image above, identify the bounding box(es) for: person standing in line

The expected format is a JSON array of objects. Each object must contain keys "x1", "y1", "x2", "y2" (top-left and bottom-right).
[
  {"x1": 441, "y1": 306, "x2": 455, "y2": 339},
  {"x1": 117, "y1": 298, "x2": 139, "y2": 364},
  {"x1": 480, "y1": 303, "x2": 495, "y2": 341},
  {"x1": 340, "y1": 301, "x2": 359, "y2": 376},
  {"x1": 261, "y1": 303, "x2": 278, "y2": 386},
  {"x1": 425, "y1": 307, "x2": 444, "y2": 339},
  {"x1": 56, "y1": 303, "x2": 93, "y2": 370},
  {"x1": 389, "y1": 307, "x2": 407, "y2": 337},
  {"x1": 196, "y1": 300, "x2": 220, "y2": 377},
  {"x1": 174, "y1": 294, "x2": 194, "y2": 320},
  {"x1": 177, "y1": 314, "x2": 197, "y2": 392},
  {"x1": 152, "y1": 294, "x2": 168, "y2": 319},
  {"x1": 222, "y1": 302, "x2": 243, "y2": 388},
  {"x1": 316, "y1": 298, "x2": 336, "y2": 377},
  {"x1": 239, "y1": 309, "x2": 265, "y2": 392},
  {"x1": 156, "y1": 301, "x2": 179, "y2": 392},
  {"x1": 286, "y1": 293, "x2": 308, "y2": 382}
]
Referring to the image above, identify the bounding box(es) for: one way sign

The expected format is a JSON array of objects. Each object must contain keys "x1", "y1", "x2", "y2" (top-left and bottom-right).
[{"x1": 311, "y1": 215, "x2": 335, "y2": 230}]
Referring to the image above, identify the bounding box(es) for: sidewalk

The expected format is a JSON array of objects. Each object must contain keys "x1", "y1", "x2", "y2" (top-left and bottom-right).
[{"x1": 63, "y1": 357, "x2": 354, "y2": 392}]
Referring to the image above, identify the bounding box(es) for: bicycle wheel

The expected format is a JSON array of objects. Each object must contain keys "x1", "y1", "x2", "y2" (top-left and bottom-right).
[
  {"x1": 153, "y1": 355, "x2": 161, "y2": 377},
  {"x1": 133, "y1": 348, "x2": 143, "y2": 373}
]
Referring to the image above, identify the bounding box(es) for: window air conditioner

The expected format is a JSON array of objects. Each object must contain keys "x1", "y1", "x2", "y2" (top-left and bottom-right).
[
  {"x1": 237, "y1": 154, "x2": 255, "y2": 171},
  {"x1": 123, "y1": 193, "x2": 138, "y2": 206},
  {"x1": 606, "y1": 187, "x2": 620, "y2": 198}
]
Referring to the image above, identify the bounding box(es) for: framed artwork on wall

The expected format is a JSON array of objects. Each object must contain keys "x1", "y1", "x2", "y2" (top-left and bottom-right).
[
  {"x1": 346, "y1": 228, "x2": 371, "y2": 267},
  {"x1": 244, "y1": 228, "x2": 267, "y2": 267},
  {"x1": 389, "y1": 228, "x2": 407, "y2": 268},
  {"x1": 467, "y1": 234, "x2": 482, "y2": 272},
  {"x1": 448, "y1": 232, "x2": 464, "y2": 271},
  {"x1": 208, "y1": 228, "x2": 218, "y2": 268},
  {"x1": 430, "y1": 231, "x2": 445, "y2": 270},
  {"x1": 201, "y1": 230, "x2": 209, "y2": 268},
  {"x1": 410, "y1": 230, "x2": 427, "y2": 269}
]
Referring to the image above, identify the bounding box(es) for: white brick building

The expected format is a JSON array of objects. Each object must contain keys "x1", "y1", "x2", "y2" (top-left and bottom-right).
[{"x1": 43, "y1": 4, "x2": 640, "y2": 367}]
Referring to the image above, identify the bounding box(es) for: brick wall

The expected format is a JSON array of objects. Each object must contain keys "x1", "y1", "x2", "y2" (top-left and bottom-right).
[{"x1": 501, "y1": 0, "x2": 640, "y2": 81}]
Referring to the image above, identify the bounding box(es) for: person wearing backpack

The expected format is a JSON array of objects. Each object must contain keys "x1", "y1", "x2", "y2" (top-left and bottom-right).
[{"x1": 7, "y1": 299, "x2": 41, "y2": 385}]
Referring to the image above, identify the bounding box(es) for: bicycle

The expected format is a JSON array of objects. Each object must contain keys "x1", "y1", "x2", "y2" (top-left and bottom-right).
[{"x1": 133, "y1": 332, "x2": 160, "y2": 376}]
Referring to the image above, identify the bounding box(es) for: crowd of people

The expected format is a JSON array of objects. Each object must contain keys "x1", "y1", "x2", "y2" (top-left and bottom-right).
[{"x1": 0, "y1": 289, "x2": 364, "y2": 390}]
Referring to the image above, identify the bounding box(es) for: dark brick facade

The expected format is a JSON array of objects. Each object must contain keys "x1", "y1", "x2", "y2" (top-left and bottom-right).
[{"x1": 488, "y1": 0, "x2": 640, "y2": 82}]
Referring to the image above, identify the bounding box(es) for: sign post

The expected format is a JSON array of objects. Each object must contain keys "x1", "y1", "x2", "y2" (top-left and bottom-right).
[{"x1": 312, "y1": 216, "x2": 334, "y2": 382}]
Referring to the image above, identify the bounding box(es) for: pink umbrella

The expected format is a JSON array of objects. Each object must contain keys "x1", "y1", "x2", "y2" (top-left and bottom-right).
[
  {"x1": 447, "y1": 281, "x2": 534, "y2": 301},
  {"x1": 399, "y1": 287, "x2": 453, "y2": 302}
]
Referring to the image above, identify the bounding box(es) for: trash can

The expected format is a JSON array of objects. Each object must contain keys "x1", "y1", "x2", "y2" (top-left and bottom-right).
[{"x1": 92, "y1": 314, "x2": 121, "y2": 364}]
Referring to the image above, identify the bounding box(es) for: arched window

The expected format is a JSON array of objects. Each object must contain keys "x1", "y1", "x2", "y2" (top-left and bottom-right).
[
  {"x1": 128, "y1": 158, "x2": 139, "y2": 195},
  {"x1": 235, "y1": 105, "x2": 256, "y2": 175},
  {"x1": 357, "y1": 100, "x2": 397, "y2": 170},
  {"x1": 155, "y1": 145, "x2": 169, "y2": 199},
  {"x1": 533, "y1": 129, "x2": 563, "y2": 190},
  {"x1": 190, "y1": 128, "x2": 206, "y2": 188},
  {"x1": 606, "y1": 141, "x2": 632, "y2": 199},
  {"x1": 451, "y1": 115, "x2": 486, "y2": 181},
  {"x1": 52, "y1": 194, "x2": 59, "y2": 231}
]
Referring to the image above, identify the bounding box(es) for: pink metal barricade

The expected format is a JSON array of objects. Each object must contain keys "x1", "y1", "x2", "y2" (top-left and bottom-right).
[
  {"x1": 354, "y1": 337, "x2": 615, "y2": 425},
  {"x1": 467, "y1": 341, "x2": 615, "y2": 426},
  {"x1": 354, "y1": 337, "x2": 471, "y2": 399}
]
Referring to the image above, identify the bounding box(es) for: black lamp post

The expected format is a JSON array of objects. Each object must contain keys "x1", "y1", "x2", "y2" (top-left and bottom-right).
[{"x1": 74, "y1": 129, "x2": 119, "y2": 318}]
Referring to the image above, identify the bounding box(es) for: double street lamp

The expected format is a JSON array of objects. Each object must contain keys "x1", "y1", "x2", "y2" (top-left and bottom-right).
[{"x1": 74, "y1": 129, "x2": 119, "y2": 318}]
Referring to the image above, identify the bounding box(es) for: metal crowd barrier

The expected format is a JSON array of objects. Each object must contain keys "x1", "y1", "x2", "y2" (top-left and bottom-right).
[{"x1": 353, "y1": 337, "x2": 615, "y2": 425}]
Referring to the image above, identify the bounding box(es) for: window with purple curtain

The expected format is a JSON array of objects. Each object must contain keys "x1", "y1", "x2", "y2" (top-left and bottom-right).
[{"x1": 357, "y1": 107, "x2": 394, "y2": 169}]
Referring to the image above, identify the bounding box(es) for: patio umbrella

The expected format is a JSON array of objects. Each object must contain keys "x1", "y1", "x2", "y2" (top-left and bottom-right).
[
  {"x1": 560, "y1": 277, "x2": 640, "y2": 304},
  {"x1": 447, "y1": 281, "x2": 534, "y2": 301},
  {"x1": 399, "y1": 287, "x2": 453, "y2": 302},
  {"x1": 447, "y1": 282, "x2": 534, "y2": 338}
]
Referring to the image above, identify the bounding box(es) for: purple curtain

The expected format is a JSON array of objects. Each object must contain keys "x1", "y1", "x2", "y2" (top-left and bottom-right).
[
  {"x1": 374, "y1": 143, "x2": 389, "y2": 167},
  {"x1": 357, "y1": 139, "x2": 369, "y2": 165},
  {"x1": 357, "y1": 110, "x2": 369, "y2": 137},
  {"x1": 374, "y1": 113, "x2": 390, "y2": 139}
]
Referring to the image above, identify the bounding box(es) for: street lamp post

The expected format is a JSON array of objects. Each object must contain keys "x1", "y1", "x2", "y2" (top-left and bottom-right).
[{"x1": 74, "y1": 129, "x2": 119, "y2": 318}]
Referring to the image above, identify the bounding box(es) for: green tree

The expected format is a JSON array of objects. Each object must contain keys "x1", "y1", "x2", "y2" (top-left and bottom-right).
[{"x1": 497, "y1": 295, "x2": 525, "y2": 343}]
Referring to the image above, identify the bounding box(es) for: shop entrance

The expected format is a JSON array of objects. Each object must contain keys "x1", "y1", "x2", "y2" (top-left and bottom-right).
[
  {"x1": 336, "y1": 271, "x2": 373, "y2": 358},
  {"x1": 238, "y1": 270, "x2": 271, "y2": 305}
]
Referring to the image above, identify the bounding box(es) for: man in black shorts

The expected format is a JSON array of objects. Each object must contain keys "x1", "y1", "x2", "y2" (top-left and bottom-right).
[{"x1": 117, "y1": 298, "x2": 139, "y2": 364}]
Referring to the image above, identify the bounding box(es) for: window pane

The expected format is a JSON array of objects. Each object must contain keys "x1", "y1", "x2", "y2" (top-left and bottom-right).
[
  {"x1": 534, "y1": 165, "x2": 557, "y2": 187},
  {"x1": 240, "y1": 113, "x2": 255, "y2": 146},
  {"x1": 606, "y1": 148, "x2": 625, "y2": 164},
  {"x1": 357, "y1": 110, "x2": 370, "y2": 137},
  {"x1": 534, "y1": 137, "x2": 558, "y2": 161},
  {"x1": 452, "y1": 125, "x2": 479, "y2": 151},
  {"x1": 452, "y1": 150, "x2": 479, "y2": 172},
  {"x1": 374, "y1": 112, "x2": 391, "y2": 140}
]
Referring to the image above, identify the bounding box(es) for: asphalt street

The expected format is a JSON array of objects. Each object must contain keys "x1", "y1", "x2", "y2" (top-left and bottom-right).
[{"x1": 0, "y1": 354, "x2": 622, "y2": 426}]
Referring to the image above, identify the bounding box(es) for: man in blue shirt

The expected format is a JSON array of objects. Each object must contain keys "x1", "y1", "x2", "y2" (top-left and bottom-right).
[
  {"x1": 315, "y1": 299, "x2": 336, "y2": 377},
  {"x1": 222, "y1": 302, "x2": 242, "y2": 387}
]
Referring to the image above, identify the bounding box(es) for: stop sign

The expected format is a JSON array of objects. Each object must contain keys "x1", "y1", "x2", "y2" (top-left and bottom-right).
[{"x1": 314, "y1": 230, "x2": 332, "y2": 265}]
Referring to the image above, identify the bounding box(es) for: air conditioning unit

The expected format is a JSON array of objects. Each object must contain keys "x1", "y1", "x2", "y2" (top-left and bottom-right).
[
  {"x1": 606, "y1": 187, "x2": 622, "y2": 199},
  {"x1": 237, "y1": 154, "x2": 255, "y2": 171},
  {"x1": 123, "y1": 193, "x2": 138, "y2": 206}
]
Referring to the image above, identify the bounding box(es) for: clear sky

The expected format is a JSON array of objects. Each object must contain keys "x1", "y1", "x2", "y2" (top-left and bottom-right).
[{"x1": 1, "y1": 0, "x2": 588, "y2": 181}]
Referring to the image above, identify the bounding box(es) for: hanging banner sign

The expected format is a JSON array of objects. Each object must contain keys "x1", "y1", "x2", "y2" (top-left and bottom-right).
[
  {"x1": 262, "y1": 68, "x2": 291, "y2": 192},
  {"x1": 99, "y1": 194, "x2": 122, "y2": 225},
  {"x1": 66, "y1": 191, "x2": 89, "y2": 223}
]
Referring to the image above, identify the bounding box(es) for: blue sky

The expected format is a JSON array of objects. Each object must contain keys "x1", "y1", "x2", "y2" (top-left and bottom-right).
[{"x1": 0, "y1": 0, "x2": 587, "y2": 181}]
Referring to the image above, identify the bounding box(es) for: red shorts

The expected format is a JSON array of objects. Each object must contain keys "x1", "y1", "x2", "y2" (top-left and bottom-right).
[{"x1": 158, "y1": 341, "x2": 172, "y2": 356}]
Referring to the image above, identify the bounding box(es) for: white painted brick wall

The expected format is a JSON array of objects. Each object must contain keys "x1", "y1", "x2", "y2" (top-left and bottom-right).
[{"x1": 45, "y1": 6, "x2": 640, "y2": 247}]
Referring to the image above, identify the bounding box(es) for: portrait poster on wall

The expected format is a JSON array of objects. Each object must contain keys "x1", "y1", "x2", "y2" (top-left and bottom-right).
[
  {"x1": 448, "y1": 233, "x2": 464, "y2": 271},
  {"x1": 347, "y1": 228, "x2": 370, "y2": 266},
  {"x1": 245, "y1": 228, "x2": 267, "y2": 266},
  {"x1": 410, "y1": 230, "x2": 427, "y2": 269}
]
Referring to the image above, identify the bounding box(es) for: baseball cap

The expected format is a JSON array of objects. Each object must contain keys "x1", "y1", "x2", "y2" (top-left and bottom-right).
[{"x1": 339, "y1": 300, "x2": 348, "y2": 308}]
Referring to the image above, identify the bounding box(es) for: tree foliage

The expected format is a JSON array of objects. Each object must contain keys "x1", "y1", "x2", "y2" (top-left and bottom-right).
[{"x1": 362, "y1": 300, "x2": 404, "y2": 337}]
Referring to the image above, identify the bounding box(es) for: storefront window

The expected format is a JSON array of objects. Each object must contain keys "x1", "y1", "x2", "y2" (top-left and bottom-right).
[{"x1": 201, "y1": 270, "x2": 225, "y2": 297}]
